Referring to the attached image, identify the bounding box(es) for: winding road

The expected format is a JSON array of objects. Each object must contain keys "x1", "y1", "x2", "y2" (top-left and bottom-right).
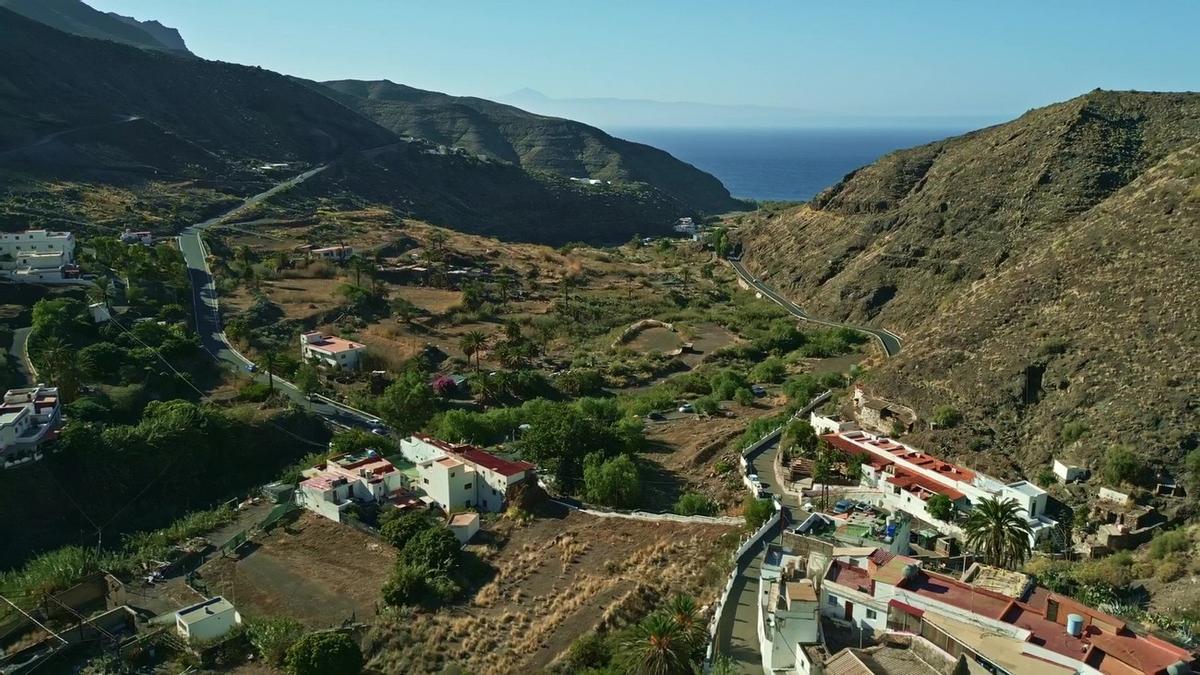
[
  {"x1": 729, "y1": 260, "x2": 903, "y2": 357},
  {"x1": 177, "y1": 166, "x2": 381, "y2": 430}
]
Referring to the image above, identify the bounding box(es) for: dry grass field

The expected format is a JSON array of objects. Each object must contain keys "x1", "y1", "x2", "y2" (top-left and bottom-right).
[{"x1": 363, "y1": 505, "x2": 739, "y2": 674}]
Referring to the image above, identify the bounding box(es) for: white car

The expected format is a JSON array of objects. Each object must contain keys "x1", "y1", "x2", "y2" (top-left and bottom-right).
[{"x1": 678, "y1": 403, "x2": 695, "y2": 413}]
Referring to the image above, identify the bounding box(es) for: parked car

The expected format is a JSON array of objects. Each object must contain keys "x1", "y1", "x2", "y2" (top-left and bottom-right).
[
  {"x1": 647, "y1": 411, "x2": 665, "y2": 421},
  {"x1": 370, "y1": 427, "x2": 389, "y2": 437},
  {"x1": 751, "y1": 385, "x2": 766, "y2": 397},
  {"x1": 678, "y1": 403, "x2": 695, "y2": 413},
  {"x1": 832, "y1": 499, "x2": 853, "y2": 514},
  {"x1": 245, "y1": 363, "x2": 258, "y2": 373}
]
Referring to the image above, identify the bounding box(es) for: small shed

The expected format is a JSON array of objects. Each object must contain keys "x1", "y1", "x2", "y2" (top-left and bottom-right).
[
  {"x1": 175, "y1": 596, "x2": 241, "y2": 643},
  {"x1": 448, "y1": 512, "x2": 480, "y2": 544},
  {"x1": 1053, "y1": 459, "x2": 1087, "y2": 483}
]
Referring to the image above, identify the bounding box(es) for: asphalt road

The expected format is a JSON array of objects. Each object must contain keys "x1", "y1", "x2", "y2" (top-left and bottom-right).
[
  {"x1": 10, "y1": 326, "x2": 35, "y2": 385},
  {"x1": 177, "y1": 166, "x2": 380, "y2": 431},
  {"x1": 729, "y1": 259, "x2": 903, "y2": 357}
]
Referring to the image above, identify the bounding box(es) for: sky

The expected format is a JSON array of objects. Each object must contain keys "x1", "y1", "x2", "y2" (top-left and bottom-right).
[{"x1": 87, "y1": 0, "x2": 1199, "y2": 124}]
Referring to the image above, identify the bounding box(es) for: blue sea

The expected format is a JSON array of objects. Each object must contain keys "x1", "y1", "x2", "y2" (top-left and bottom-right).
[{"x1": 610, "y1": 127, "x2": 966, "y2": 202}]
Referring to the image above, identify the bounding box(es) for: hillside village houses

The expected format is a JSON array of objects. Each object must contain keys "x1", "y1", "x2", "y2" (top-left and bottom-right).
[
  {"x1": 401, "y1": 434, "x2": 536, "y2": 514},
  {"x1": 0, "y1": 229, "x2": 80, "y2": 283},
  {"x1": 299, "y1": 331, "x2": 366, "y2": 370},
  {"x1": 295, "y1": 449, "x2": 409, "y2": 522},
  {"x1": 0, "y1": 385, "x2": 63, "y2": 468},
  {"x1": 816, "y1": 426, "x2": 1057, "y2": 547}
]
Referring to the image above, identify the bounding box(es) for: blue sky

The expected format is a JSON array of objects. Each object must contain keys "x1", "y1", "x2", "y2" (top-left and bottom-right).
[{"x1": 88, "y1": 0, "x2": 1198, "y2": 119}]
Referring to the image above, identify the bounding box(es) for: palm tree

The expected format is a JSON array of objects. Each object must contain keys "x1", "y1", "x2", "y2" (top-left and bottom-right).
[
  {"x1": 962, "y1": 496, "x2": 1033, "y2": 569},
  {"x1": 37, "y1": 338, "x2": 81, "y2": 401},
  {"x1": 663, "y1": 595, "x2": 705, "y2": 658},
  {"x1": 459, "y1": 331, "x2": 486, "y2": 372},
  {"x1": 619, "y1": 612, "x2": 691, "y2": 675}
]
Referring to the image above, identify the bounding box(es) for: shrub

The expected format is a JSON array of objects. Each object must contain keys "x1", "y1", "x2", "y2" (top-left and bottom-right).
[
  {"x1": 1156, "y1": 558, "x2": 1186, "y2": 583},
  {"x1": 583, "y1": 454, "x2": 641, "y2": 508},
  {"x1": 675, "y1": 492, "x2": 718, "y2": 517},
  {"x1": 693, "y1": 396, "x2": 720, "y2": 416},
  {"x1": 1102, "y1": 446, "x2": 1145, "y2": 486},
  {"x1": 926, "y1": 494, "x2": 954, "y2": 521},
  {"x1": 237, "y1": 380, "x2": 273, "y2": 402},
  {"x1": 401, "y1": 527, "x2": 461, "y2": 574},
  {"x1": 247, "y1": 616, "x2": 305, "y2": 666},
  {"x1": 380, "y1": 512, "x2": 437, "y2": 550},
  {"x1": 1149, "y1": 530, "x2": 1192, "y2": 559},
  {"x1": 1038, "y1": 337, "x2": 1070, "y2": 356},
  {"x1": 284, "y1": 632, "x2": 363, "y2": 675},
  {"x1": 744, "y1": 497, "x2": 774, "y2": 529},
  {"x1": 931, "y1": 405, "x2": 962, "y2": 428},
  {"x1": 1035, "y1": 469, "x2": 1057, "y2": 487},
  {"x1": 1061, "y1": 421, "x2": 1088, "y2": 443},
  {"x1": 749, "y1": 357, "x2": 787, "y2": 384},
  {"x1": 733, "y1": 388, "x2": 755, "y2": 406},
  {"x1": 563, "y1": 633, "x2": 612, "y2": 671}
]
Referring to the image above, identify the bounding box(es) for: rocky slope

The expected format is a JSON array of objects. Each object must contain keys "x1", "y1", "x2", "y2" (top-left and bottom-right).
[
  {"x1": 316, "y1": 79, "x2": 745, "y2": 214},
  {"x1": 737, "y1": 90, "x2": 1200, "y2": 476},
  {"x1": 0, "y1": 0, "x2": 191, "y2": 54}
]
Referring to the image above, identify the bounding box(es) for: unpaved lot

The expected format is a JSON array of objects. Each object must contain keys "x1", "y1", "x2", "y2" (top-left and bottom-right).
[
  {"x1": 199, "y1": 513, "x2": 396, "y2": 628},
  {"x1": 364, "y1": 504, "x2": 739, "y2": 674}
]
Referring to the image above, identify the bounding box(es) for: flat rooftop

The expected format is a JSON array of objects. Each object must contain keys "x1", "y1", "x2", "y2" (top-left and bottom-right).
[{"x1": 176, "y1": 596, "x2": 235, "y2": 623}]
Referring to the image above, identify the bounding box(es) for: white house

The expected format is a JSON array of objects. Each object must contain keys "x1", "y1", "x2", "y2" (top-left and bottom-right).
[
  {"x1": 296, "y1": 450, "x2": 409, "y2": 522},
  {"x1": 1, "y1": 386, "x2": 63, "y2": 467},
  {"x1": 448, "y1": 512, "x2": 480, "y2": 544},
  {"x1": 119, "y1": 230, "x2": 153, "y2": 245},
  {"x1": 300, "y1": 331, "x2": 366, "y2": 370},
  {"x1": 818, "y1": 548, "x2": 1195, "y2": 675},
  {"x1": 758, "y1": 549, "x2": 821, "y2": 673},
  {"x1": 405, "y1": 434, "x2": 536, "y2": 513},
  {"x1": 809, "y1": 410, "x2": 858, "y2": 436},
  {"x1": 822, "y1": 430, "x2": 1057, "y2": 546},
  {"x1": 175, "y1": 596, "x2": 241, "y2": 643},
  {"x1": 1053, "y1": 458, "x2": 1088, "y2": 483},
  {"x1": 311, "y1": 245, "x2": 353, "y2": 260},
  {"x1": 0, "y1": 230, "x2": 78, "y2": 283}
]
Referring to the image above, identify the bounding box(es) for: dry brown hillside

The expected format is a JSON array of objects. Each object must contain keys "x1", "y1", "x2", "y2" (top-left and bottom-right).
[{"x1": 736, "y1": 90, "x2": 1200, "y2": 477}]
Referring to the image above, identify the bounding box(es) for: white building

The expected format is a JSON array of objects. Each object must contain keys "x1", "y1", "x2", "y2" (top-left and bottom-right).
[
  {"x1": 448, "y1": 512, "x2": 480, "y2": 544},
  {"x1": 1053, "y1": 458, "x2": 1088, "y2": 483},
  {"x1": 1, "y1": 386, "x2": 63, "y2": 467},
  {"x1": 0, "y1": 230, "x2": 78, "y2": 283},
  {"x1": 758, "y1": 549, "x2": 821, "y2": 673},
  {"x1": 300, "y1": 331, "x2": 366, "y2": 370},
  {"x1": 296, "y1": 450, "x2": 409, "y2": 522},
  {"x1": 818, "y1": 548, "x2": 1195, "y2": 675},
  {"x1": 311, "y1": 245, "x2": 353, "y2": 260},
  {"x1": 404, "y1": 434, "x2": 536, "y2": 513},
  {"x1": 175, "y1": 596, "x2": 241, "y2": 643},
  {"x1": 822, "y1": 430, "x2": 1057, "y2": 546},
  {"x1": 809, "y1": 410, "x2": 859, "y2": 436},
  {"x1": 119, "y1": 230, "x2": 153, "y2": 245}
]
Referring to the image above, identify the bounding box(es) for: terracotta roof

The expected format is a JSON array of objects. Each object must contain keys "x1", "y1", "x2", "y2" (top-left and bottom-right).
[
  {"x1": 885, "y1": 469, "x2": 966, "y2": 501},
  {"x1": 303, "y1": 334, "x2": 364, "y2": 354},
  {"x1": 826, "y1": 560, "x2": 872, "y2": 594},
  {"x1": 456, "y1": 447, "x2": 534, "y2": 477}
]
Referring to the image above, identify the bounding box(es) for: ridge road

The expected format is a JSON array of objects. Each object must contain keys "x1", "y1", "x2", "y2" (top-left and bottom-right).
[{"x1": 729, "y1": 259, "x2": 902, "y2": 357}]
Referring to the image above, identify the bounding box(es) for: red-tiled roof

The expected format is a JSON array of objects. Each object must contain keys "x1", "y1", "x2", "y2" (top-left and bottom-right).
[
  {"x1": 886, "y1": 469, "x2": 966, "y2": 501},
  {"x1": 825, "y1": 560, "x2": 872, "y2": 594},
  {"x1": 456, "y1": 447, "x2": 534, "y2": 477},
  {"x1": 888, "y1": 598, "x2": 924, "y2": 618}
]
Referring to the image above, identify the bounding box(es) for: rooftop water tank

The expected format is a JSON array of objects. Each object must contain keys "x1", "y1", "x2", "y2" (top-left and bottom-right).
[{"x1": 1066, "y1": 613, "x2": 1084, "y2": 637}]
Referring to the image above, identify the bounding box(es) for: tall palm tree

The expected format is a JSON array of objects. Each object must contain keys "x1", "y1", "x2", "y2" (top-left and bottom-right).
[
  {"x1": 459, "y1": 331, "x2": 486, "y2": 372},
  {"x1": 962, "y1": 496, "x2": 1033, "y2": 569},
  {"x1": 663, "y1": 595, "x2": 705, "y2": 658},
  {"x1": 619, "y1": 612, "x2": 691, "y2": 675}
]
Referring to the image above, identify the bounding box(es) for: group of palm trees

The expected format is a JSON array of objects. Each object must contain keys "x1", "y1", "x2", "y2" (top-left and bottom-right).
[{"x1": 617, "y1": 595, "x2": 709, "y2": 675}]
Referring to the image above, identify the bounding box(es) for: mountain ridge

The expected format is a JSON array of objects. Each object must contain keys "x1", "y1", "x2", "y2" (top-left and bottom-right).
[
  {"x1": 315, "y1": 78, "x2": 745, "y2": 214},
  {"x1": 0, "y1": 0, "x2": 191, "y2": 54},
  {"x1": 736, "y1": 89, "x2": 1200, "y2": 477}
]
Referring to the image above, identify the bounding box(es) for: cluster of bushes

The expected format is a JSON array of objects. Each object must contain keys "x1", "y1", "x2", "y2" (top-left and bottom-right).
[
  {"x1": 246, "y1": 617, "x2": 363, "y2": 675},
  {"x1": 674, "y1": 492, "x2": 718, "y2": 517},
  {"x1": 380, "y1": 512, "x2": 475, "y2": 607}
]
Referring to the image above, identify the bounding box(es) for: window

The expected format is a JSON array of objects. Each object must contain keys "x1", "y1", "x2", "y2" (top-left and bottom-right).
[
  {"x1": 866, "y1": 609, "x2": 877, "y2": 620},
  {"x1": 464, "y1": 500, "x2": 471, "y2": 508},
  {"x1": 464, "y1": 483, "x2": 472, "y2": 490},
  {"x1": 422, "y1": 478, "x2": 429, "y2": 484},
  {"x1": 826, "y1": 595, "x2": 839, "y2": 606}
]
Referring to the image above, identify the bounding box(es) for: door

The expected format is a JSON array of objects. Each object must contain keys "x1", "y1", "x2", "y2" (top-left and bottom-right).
[{"x1": 845, "y1": 600, "x2": 854, "y2": 621}]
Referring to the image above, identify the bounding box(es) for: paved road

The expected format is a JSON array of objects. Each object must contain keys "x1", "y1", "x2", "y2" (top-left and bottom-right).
[
  {"x1": 10, "y1": 326, "x2": 35, "y2": 385},
  {"x1": 729, "y1": 259, "x2": 903, "y2": 357},
  {"x1": 177, "y1": 166, "x2": 380, "y2": 430}
]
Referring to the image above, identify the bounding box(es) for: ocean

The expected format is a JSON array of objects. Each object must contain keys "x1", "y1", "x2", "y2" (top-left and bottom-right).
[{"x1": 610, "y1": 127, "x2": 966, "y2": 203}]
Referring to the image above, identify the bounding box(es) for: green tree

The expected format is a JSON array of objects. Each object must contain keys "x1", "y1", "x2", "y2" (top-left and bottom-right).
[
  {"x1": 401, "y1": 526, "x2": 461, "y2": 574},
  {"x1": 962, "y1": 497, "x2": 1032, "y2": 569},
  {"x1": 584, "y1": 453, "x2": 641, "y2": 508},
  {"x1": 329, "y1": 428, "x2": 395, "y2": 456},
  {"x1": 284, "y1": 632, "x2": 363, "y2": 675},
  {"x1": 619, "y1": 612, "x2": 691, "y2": 675},
  {"x1": 674, "y1": 492, "x2": 717, "y2": 517},
  {"x1": 1102, "y1": 446, "x2": 1144, "y2": 486},
  {"x1": 459, "y1": 330, "x2": 487, "y2": 372},
  {"x1": 783, "y1": 420, "x2": 818, "y2": 457},
  {"x1": 293, "y1": 362, "x2": 320, "y2": 395},
  {"x1": 380, "y1": 511, "x2": 436, "y2": 550},
  {"x1": 381, "y1": 561, "x2": 428, "y2": 607},
  {"x1": 247, "y1": 616, "x2": 305, "y2": 666},
  {"x1": 744, "y1": 497, "x2": 775, "y2": 529},
  {"x1": 376, "y1": 369, "x2": 438, "y2": 435},
  {"x1": 733, "y1": 387, "x2": 755, "y2": 406},
  {"x1": 749, "y1": 356, "x2": 787, "y2": 384},
  {"x1": 926, "y1": 494, "x2": 954, "y2": 521}
]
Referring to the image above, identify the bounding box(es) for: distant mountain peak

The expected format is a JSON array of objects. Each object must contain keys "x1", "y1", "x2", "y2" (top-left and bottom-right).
[{"x1": 0, "y1": 0, "x2": 192, "y2": 55}]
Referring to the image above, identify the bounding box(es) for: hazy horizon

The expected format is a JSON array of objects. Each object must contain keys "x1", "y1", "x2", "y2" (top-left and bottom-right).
[{"x1": 83, "y1": 0, "x2": 1200, "y2": 129}]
